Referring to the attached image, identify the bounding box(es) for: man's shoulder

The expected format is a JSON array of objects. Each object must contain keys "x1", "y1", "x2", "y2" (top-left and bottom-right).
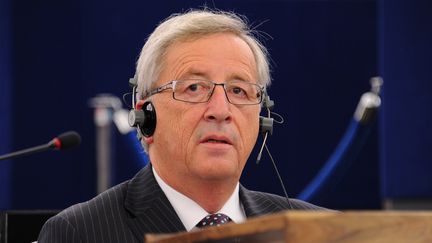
[
  {"x1": 58, "y1": 181, "x2": 128, "y2": 219},
  {"x1": 241, "y1": 187, "x2": 327, "y2": 214},
  {"x1": 38, "y1": 181, "x2": 132, "y2": 243},
  {"x1": 259, "y1": 191, "x2": 326, "y2": 210}
]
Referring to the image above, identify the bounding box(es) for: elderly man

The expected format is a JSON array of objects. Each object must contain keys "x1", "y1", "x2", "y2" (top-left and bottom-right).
[{"x1": 38, "y1": 9, "x2": 323, "y2": 243}]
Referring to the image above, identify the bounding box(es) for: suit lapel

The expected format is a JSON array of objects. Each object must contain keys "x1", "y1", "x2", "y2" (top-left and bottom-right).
[
  {"x1": 124, "y1": 165, "x2": 186, "y2": 241},
  {"x1": 240, "y1": 185, "x2": 288, "y2": 218}
]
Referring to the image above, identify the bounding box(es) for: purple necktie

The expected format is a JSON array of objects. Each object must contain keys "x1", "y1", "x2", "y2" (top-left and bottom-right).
[{"x1": 197, "y1": 213, "x2": 232, "y2": 228}]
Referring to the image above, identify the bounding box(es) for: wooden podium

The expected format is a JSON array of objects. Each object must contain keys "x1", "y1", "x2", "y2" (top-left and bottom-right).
[{"x1": 145, "y1": 211, "x2": 432, "y2": 243}]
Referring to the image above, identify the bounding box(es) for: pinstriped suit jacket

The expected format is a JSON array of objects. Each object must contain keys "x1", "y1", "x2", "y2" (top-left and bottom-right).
[{"x1": 38, "y1": 165, "x2": 324, "y2": 243}]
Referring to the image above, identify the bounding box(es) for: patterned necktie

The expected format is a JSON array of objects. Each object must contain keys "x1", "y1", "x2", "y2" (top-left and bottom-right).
[{"x1": 196, "y1": 213, "x2": 232, "y2": 228}]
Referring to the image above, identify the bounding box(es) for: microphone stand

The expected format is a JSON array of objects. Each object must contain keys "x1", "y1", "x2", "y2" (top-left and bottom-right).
[{"x1": 0, "y1": 142, "x2": 53, "y2": 161}]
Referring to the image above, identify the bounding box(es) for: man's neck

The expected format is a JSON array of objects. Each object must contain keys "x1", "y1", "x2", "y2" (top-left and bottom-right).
[
  {"x1": 182, "y1": 179, "x2": 237, "y2": 213},
  {"x1": 153, "y1": 166, "x2": 238, "y2": 213}
]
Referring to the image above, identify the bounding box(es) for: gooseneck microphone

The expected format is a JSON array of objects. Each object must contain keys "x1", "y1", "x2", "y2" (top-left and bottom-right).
[{"x1": 0, "y1": 131, "x2": 81, "y2": 161}]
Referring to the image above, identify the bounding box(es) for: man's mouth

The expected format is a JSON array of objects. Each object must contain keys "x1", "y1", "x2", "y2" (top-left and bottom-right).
[
  {"x1": 201, "y1": 135, "x2": 233, "y2": 145},
  {"x1": 205, "y1": 138, "x2": 230, "y2": 144}
]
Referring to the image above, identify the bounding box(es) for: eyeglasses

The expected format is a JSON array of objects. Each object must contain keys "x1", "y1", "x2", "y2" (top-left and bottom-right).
[{"x1": 145, "y1": 79, "x2": 264, "y2": 105}]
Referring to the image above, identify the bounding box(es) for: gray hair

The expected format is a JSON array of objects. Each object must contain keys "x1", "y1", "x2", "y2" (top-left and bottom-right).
[
  {"x1": 136, "y1": 9, "x2": 271, "y2": 99},
  {"x1": 135, "y1": 9, "x2": 271, "y2": 152}
]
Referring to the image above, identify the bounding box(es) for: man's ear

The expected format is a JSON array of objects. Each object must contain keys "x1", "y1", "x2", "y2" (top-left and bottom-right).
[{"x1": 143, "y1": 136, "x2": 154, "y2": 144}]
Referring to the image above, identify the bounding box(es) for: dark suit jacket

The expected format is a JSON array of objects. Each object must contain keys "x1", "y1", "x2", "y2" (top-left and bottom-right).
[{"x1": 38, "y1": 165, "x2": 325, "y2": 243}]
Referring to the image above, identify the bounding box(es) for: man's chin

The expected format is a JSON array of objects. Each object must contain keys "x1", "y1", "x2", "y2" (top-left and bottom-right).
[{"x1": 193, "y1": 160, "x2": 240, "y2": 181}]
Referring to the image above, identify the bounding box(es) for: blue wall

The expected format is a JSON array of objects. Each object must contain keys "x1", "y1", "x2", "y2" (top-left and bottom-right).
[
  {"x1": 379, "y1": 0, "x2": 432, "y2": 199},
  {"x1": 0, "y1": 0, "x2": 12, "y2": 209},
  {"x1": 3, "y1": 0, "x2": 420, "y2": 210}
]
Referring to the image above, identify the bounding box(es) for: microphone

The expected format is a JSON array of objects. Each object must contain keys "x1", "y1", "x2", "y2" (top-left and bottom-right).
[
  {"x1": 255, "y1": 131, "x2": 268, "y2": 165},
  {"x1": 255, "y1": 91, "x2": 293, "y2": 208},
  {"x1": 0, "y1": 131, "x2": 81, "y2": 161}
]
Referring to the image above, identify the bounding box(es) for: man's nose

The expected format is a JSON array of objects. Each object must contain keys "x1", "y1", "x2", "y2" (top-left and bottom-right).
[{"x1": 204, "y1": 85, "x2": 232, "y2": 122}]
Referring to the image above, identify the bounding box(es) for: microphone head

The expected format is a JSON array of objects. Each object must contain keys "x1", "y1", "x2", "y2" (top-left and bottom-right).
[{"x1": 52, "y1": 131, "x2": 82, "y2": 150}]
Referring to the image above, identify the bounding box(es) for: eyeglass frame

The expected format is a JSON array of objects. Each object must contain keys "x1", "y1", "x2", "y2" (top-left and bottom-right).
[{"x1": 143, "y1": 79, "x2": 265, "y2": 105}]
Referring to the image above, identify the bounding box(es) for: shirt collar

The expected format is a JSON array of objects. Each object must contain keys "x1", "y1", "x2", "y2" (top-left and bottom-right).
[{"x1": 152, "y1": 167, "x2": 246, "y2": 231}]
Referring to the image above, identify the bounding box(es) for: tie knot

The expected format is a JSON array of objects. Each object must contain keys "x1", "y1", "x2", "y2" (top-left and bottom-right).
[{"x1": 197, "y1": 213, "x2": 231, "y2": 228}]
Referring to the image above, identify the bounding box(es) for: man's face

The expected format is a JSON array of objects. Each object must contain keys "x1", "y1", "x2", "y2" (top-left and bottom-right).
[{"x1": 148, "y1": 33, "x2": 261, "y2": 188}]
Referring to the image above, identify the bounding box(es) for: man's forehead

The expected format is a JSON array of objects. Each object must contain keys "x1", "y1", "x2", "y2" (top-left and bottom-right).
[{"x1": 159, "y1": 33, "x2": 258, "y2": 82}]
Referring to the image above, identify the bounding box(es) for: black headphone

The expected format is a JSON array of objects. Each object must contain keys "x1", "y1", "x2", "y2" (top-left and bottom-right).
[
  {"x1": 260, "y1": 90, "x2": 274, "y2": 135},
  {"x1": 128, "y1": 100, "x2": 157, "y2": 138},
  {"x1": 127, "y1": 75, "x2": 274, "y2": 138},
  {"x1": 127, "y1": 76, "x2": 157, "y2": 138}
]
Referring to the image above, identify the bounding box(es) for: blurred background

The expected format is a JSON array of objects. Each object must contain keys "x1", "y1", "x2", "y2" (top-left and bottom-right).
[{"x1": 1, "y1": 0, "x2": 431, "y2": 211}]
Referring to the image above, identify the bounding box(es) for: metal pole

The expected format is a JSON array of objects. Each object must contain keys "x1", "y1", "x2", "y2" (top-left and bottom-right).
[{"x1": 89, "y1": 94, "x2": 121, "y2": 194}]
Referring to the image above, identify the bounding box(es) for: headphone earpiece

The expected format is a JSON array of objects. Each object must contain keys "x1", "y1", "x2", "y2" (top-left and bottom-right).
[
  {"x1": 259, "y1": 116, "x2": 273, "y2": 135},
  {"x1": 259, "y1": 90, "x2": 274, "y2": 135},
  {"x1": 128, "y1": 101, "x2": 157, "y2": 137}
]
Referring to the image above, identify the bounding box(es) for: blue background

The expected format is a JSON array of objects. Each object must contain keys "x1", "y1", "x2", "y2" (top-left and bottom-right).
[{"x1": 1, "y1": 0, "x2": 431, "y2": 210}]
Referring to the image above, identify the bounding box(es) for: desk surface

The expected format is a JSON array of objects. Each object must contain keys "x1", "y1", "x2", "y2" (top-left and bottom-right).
[{"x1": 145, "y1": 211, "x2": 432, "y2": 243}]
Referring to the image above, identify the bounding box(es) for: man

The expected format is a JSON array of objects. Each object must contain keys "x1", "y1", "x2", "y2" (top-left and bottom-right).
[{"x1": 38, "y1": 9, "x2": 324, "y2": 243}]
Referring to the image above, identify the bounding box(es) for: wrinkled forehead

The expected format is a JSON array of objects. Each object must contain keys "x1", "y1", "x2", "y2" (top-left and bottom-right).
[{"x1": 159, "y1": 33, "x2": 258, "y2": 81}]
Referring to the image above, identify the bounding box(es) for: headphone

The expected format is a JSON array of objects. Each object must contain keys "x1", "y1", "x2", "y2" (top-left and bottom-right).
[
  {"x1": 260, "y1": 90, "x2": 274, "y2": 135},
  {"x1": 127, "y1": 75, "x2": 274, "y2": 138},
  {"x1": 127, "y1": 76, "x2": 157, "y2": 138}
]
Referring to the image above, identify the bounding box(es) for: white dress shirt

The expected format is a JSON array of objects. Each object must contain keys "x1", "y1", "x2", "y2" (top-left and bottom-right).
[{"x1": 153, "y1": 167, "x2": 246, "y2": 231}]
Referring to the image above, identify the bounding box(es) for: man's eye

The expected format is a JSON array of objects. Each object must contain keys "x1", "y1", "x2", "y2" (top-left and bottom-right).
[
  {"x1": 187, "y1": 83, "x2": 199, "y2": 92},
  {"x1": 229, "y1": 86, "x2": 248, "y2": 97},
  {"x1": 232, "y1": 87, "x2": 245, "y2": 95}
]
